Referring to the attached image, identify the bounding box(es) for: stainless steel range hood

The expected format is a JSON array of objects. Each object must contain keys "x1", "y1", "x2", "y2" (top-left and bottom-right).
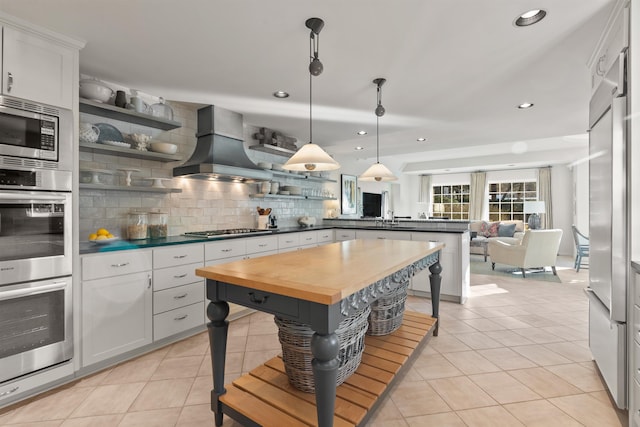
[{"x1": 173, "y1": 105, "x2": 272, "y2": 182}]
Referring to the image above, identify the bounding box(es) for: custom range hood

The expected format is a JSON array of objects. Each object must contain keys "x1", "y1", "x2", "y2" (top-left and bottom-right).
[{"x1": 173, "y1": 105, "x2": 272, "y2": 182}]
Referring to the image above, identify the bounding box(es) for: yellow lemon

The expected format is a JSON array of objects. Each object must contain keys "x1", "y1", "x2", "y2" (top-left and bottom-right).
[
  {"x1": 95, "y1": 235, "x2": 108, "y2": 240},
  {"x1": 97, "y1": 228, "x2": 110, "y2": 236},
  {"x1": 106, "y1": 233, "x2": 114, "y2": 238},
  {"x1": 88, "y1": 233, "x2": 98, "y2": 241}
]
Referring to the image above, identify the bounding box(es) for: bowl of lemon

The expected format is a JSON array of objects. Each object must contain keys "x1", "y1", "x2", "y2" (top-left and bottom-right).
[{"x1": 89, "y1": 228, "x2": 118, "y2": 244}]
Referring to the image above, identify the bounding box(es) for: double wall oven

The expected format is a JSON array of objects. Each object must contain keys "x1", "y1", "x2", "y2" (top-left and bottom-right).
[{"x1": 0, "y1": 95, "x2": 73, "y2": 385}]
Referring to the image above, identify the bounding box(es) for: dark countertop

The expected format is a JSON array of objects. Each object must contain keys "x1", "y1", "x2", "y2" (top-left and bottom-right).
[{"x1": 80, "y1": 224, "x2": 466, "y2": 255}]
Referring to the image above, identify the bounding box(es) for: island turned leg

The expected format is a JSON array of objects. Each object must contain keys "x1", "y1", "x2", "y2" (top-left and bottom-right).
[
  {"x1": 311, "y1": 332, "x2": 340, "y2": 427},
  {"x1": 206, "y1": 299, "x2": 229, "y2": 427},
  {"x1": 429, "y1": 260, "x2": 442, "y2": 336}
]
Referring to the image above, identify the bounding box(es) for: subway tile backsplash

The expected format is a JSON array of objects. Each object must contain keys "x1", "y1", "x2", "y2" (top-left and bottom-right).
[{"x1": 79, "y1": 101, "x2": 338, "y2": 240}]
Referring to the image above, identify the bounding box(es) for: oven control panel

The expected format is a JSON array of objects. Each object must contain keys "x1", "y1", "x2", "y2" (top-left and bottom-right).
[{"x1": 0, "y1": 169, "x2": 37, "y2": 187}]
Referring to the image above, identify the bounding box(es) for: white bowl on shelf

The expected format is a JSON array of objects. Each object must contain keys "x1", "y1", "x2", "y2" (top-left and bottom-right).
[
  {"x1": 79, "y1": 79, "x2": 114, "y2": 103},
  {"x1": 149, "y1": 142, "x2": 178, "y2": 154}
]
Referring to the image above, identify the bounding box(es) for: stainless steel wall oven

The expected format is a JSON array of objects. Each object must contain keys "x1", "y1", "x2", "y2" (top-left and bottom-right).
[{"x1": 0, "y1": 95, "x2": 73, "y2": 385}]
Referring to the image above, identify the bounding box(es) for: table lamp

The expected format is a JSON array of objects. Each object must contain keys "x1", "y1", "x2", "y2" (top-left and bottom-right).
[{"x1": 524, "y1": 201, "x2": 545, "y2": 229}]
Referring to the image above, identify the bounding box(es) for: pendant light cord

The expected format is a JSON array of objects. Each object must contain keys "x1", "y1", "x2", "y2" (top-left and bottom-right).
[
  {"x1": 376, "y1": 115, "x2": 380, "y2": 163},
  {"x1": 309, "y1": 37, "x2": 313, "y2": 144}
]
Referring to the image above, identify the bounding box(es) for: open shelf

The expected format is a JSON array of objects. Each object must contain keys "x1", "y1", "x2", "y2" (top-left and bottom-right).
[
  {"x1": 79, "y1": 142, "x2": 182, "y2": 162},
  {"x1": 268, "y1": 170, "x2": 337, "y2": 183},
  {"x1": 79, "y1": 98, "x2": 182, "y2": 130},
  {"x1": 249, "y1": 144, "x2": 296, "y2": 157},
  {"x1": 79, "y1": 183, "x2": 181, "y2": 193},
  {"x1": 250, "y1": 194, "x2": 336, "y2": 201}
]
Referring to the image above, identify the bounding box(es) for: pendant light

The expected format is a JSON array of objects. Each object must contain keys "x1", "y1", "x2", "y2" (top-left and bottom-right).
[
  {"x1": 359, "y1": 78, "x2": 397, "y2": 182},
  {"x1": 283, "y1": 18, "x2": 340, "y2": 172}
]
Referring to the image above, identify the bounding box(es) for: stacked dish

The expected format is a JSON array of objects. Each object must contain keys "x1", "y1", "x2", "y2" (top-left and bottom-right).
[{"x1": 282, "y1": 185, "x2": 302, "y2": 195}]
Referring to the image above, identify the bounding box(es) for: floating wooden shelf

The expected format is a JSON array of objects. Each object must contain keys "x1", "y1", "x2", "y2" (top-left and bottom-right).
[
  {"x1": 249, "y1": 144, "x2": 296, "y2": 157},
  {"x1": 217, "y1": 311, "x2": 436, "y2": 427},
  {"x1": 79, "y1": 98, "x2": 182, "y2": 130},
  {"x1": 250, "y1": 194, "x2": 337, "y2": 201},
  {"x1": 79, "y1": 142, "x2": 182, "y2": 162},
  {"x1": 79, "y1": 183, "x2": 181, "y2": 193}
]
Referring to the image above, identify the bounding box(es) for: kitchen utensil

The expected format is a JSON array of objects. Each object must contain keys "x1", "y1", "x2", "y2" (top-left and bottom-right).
[
  {"x1": 79, "y1": 122, "x2": 100, "y2": 143},
  {"x1": 149, "y1": 141, "x2": 178, "y2": 154},
  {"x1": 95, "y1": 123, "x2": 125, "y2": 143},
  {"x1": 115, "y1": 90, "x2": 127, "y2": 108},
  {"x1": 79, "y1": 78, "x2": 114, "y2": 103},
  {"x1": 130, "y1": 96, "x2": 148, "y2": 113},
  {"x1": 148, "y1": 97, "x2": 174, "y2": 120}
]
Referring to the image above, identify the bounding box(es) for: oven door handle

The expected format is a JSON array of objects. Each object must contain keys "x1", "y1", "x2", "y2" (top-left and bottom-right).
[
  {"x1": 0, "y1": 192, "x2": 68, "y2": 203},
  {"x1": 0, "y1": 282, "x2": 67, "y2": 301}
]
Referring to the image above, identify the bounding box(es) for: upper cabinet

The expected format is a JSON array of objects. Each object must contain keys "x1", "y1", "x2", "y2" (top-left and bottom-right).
[{"x1": 1, "y1": 25, "x2": 76, "y2": 109}]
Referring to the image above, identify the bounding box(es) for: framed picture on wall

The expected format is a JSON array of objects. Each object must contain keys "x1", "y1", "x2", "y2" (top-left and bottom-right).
[{"x1": 341, "y1": 174, "x2": 358, "y2": 215}]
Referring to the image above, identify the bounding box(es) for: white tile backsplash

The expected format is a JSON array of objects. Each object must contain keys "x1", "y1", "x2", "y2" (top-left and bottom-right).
[{"x1": 79, "y1": 101, "x2": 335, "y2": 239}]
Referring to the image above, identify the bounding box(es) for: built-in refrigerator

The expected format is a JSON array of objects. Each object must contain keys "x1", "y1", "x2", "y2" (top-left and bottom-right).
[{"x1": 586, "y1": 49, "x2": 628, "y2": 409}]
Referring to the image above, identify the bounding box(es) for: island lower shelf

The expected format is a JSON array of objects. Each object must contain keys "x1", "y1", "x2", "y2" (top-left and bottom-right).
[{"x1": 217, "y1": 311, "x2": 437, "y2": 427}]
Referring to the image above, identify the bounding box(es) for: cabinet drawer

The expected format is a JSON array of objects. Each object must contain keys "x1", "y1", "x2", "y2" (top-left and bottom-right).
[
  {"x1": 246, "y1": 236, "x2": 278, "y2": 255},
  {"x1": 298, "y1": 231, "x2": 318, "y2": 246},
  {"x1": 154, "y1": 301, "x2": 205, "y2": 341},
  {"x1": 223, "y1": 284, "x2": 299, "y2": 318},
  {"x1": 205, "y1": 239, "x2": 246, "y2": 261},
  {"x1": 335, "y1": 230, "x2": 356, "y2": 241},
  {"x1": 411, "y1": 232, "x2": 455, "y2": 252},
  {"x1": 153, "y1": 244, "x2": 203, "y2": 268},
  {"x1": 154, "y1": 282, "x2": 204, "y2": 314},
  {"x1": 278, "y1": 234, "x2": 300, "y2": 250},
  {"x1": 154, "y1": 262, "x2": 203, "y2": 291},
  {"x1": 317, "y1": 230, "x2": 334, "y2": 244},
  {"x1": 82, "y1": 250, "x2": 152, "y2": 281}
]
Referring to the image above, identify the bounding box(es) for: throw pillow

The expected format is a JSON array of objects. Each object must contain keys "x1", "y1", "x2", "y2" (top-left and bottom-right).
[
  {"x1": 498, "y1": 223, "x2": 517, "y2": 237},
  {"x1": 480, "y1": 221, "x2": 500, "y2": 237}
]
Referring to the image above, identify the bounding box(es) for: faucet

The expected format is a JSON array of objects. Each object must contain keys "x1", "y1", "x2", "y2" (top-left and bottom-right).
[{"x1": 386, "y1": 211, "x2": 398, "y2": 227}]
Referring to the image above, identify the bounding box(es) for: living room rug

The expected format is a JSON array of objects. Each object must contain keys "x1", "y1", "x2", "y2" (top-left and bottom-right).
[{"x1": 470, "y1": 255, "x2": 562, "y2": 283}]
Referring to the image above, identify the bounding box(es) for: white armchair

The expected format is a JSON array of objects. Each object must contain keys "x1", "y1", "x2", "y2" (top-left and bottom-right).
[{"x1": 488, "y1": 229, "x2": 563, "y2": 277}]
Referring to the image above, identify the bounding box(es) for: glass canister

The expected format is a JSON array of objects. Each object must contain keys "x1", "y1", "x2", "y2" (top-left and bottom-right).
[
  {"x1": 149, "y1": 211, "x2": 169, "y2": 238},
  {"x1": 127, "y1": 212, "x2": 148, "y2": 240}
]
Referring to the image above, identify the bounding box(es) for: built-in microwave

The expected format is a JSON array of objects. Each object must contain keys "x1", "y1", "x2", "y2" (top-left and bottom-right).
[{"x1": 0, "y1": 95, "x2": 72, "y2": 172}]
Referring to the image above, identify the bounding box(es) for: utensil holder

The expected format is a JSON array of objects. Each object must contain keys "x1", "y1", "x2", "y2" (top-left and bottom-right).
[{"x1": 258, "y1": 215, "x2": 269, "y2": 230}]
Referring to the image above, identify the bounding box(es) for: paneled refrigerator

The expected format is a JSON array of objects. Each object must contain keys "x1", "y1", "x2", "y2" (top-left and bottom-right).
[{"x1": 586, "y1": 50, "x2": 628, "y2": 409}]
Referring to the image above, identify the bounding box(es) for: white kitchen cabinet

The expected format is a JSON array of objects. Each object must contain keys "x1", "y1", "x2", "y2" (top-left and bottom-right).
[
  {"x1": 631, "y1": 267, "x2": 640, "y2": 424},
  {"x1": 153, "y1": 244, "x2": 205, "y2": 341},
  {"x1": 335, "y1": 229, "x2": 356, "y2": 242},
  {"x1": 297, "y1": 230, "x2": 318, "y2": 249},
  {"x1": 81, "y1": 270, "x2": 153, "y2": 367},
  {"x1": 82, "y1": 249, "x2": 153, "y2": 281},
  {"x1": 278, "y1": 233, "x2": 300, "y2": 253},
  {"x1": 355, "y1": 229, "x2": 412, "y2": 241},
  {"x1": 206, "y1": 239, "x2": 246, "y2": 261},
  {"x1": 317, "y1": 229, "x2": 334, "y2": 245},
  {"x1": 245, "y1": 235, "x2": 278, "y2": 258},
  {"x1": 410, "y1": 231, "x2": 470, "y2": 303},
  {"x1": 1, "y1": 25, "x2": 75, "y2": 109}
]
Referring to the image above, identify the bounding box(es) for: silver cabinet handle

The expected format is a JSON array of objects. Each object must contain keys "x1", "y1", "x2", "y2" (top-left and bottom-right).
[
  {"x1": 148, "y1": 274, "x2": 152, "y2": 289},
  {"x1": 221, "y1": 249, "x2": 232, "y2": 252},
  {"x1": 6, "y1": 72, "x2": 13, "y2": 92},
  {"x1": 174, "y1": 273, "x2": 187, "y2": 278},
  {"x1": 111, "y1": 262, "x2": 130, "y2": 268},
  {"x1": 377, "y1": 237, "x2": 386, "y2": 239},
  {"x1": 173, "y1": 255, "x2": 187, "y2": 259},
  {"x1": 173, "y1": 293, "x2": 188, "y2": 299},
  {"x1": 174, "y1": 314, "x2": 188, "y2": 321},
  {"x1": 258, "y1": 244, "x2": 267, "y2": 247},
  {"x1": 0, "y1": 386, "x2": 19, "y2": 398},
  {"x1": 305, "y1": 237, "x2": 313, "y2": 241},
  {"x1": 286, "y1": 240, "x2": 294, "y2": 243}
]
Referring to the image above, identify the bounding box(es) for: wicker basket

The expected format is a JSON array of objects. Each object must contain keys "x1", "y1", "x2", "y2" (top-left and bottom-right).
[
  {"x1": 367, "y1": 281, "x2": 409, "y2": 336},
  {"x1": 274, "y1": 306, "x2": 370, "y2": 393}
]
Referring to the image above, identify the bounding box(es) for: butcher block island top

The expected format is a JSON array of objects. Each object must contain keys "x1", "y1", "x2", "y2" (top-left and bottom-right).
[
  {"x1": 196, "y1": 239, "x2": 444, "y2": 305},
  {"x1": 197, "y1": 239, "x2": 445, "y2": 427}
]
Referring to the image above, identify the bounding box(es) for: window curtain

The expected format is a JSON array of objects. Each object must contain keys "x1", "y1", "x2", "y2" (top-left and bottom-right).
[
  {"x1": 469, "y1": 171, "x2": 486, "y2": 220},
  {"x1": 418, "y1": 175, "x2": 432, "y2": 216},
  {"x1": 538, "y1": 167, "x2": 552, "y2": 228}
]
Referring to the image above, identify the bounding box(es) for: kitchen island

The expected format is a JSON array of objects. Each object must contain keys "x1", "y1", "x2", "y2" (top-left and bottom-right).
[{"x1": 197, "y1": 239, "x2": 443, "y2": 427}]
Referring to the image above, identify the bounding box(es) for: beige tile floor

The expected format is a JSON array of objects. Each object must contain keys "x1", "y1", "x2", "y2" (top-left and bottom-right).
[{"x1": 0, "y1": 256, "x2": 628, "y2": 426}]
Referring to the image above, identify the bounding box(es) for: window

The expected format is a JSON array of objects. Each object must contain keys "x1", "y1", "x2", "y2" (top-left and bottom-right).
[
  {"x1": 488, "y1": 181, "x2": 537, "y2": 221},
  {"x1": 432, "y1": 184, "x2": 470, "y2": 220}
]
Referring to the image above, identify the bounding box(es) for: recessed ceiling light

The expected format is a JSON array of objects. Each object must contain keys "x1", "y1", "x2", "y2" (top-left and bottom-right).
[
  {"x1": 417, "y1": 137, "x2": 427, "y2": 142},
  {"x1": 517, "y1": 102, "x2": 534, "y2": 109},
  {"x1": 355, "y1": 146, "x2": 364, "y2": 150},
  {"x1": 515, "y1": 9, "x2": 547, "y2": 27},
  {"x1": 273, "y1": 91, "x2": 289, "y2": 98},
  {"x1": 357, "y1": 130, "x2": 367, "y2": 135}
]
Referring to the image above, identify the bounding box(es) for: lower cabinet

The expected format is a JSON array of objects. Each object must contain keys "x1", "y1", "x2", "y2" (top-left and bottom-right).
[
  {"x1": 154, "y1": 301, "x2": 205, "y2": 341},
  {"x1": 81, "y1": 270, "x2": 153, "y2": 367},
  {"x1": 335, "y1": 229, "x2": 356, "y2": 241}
]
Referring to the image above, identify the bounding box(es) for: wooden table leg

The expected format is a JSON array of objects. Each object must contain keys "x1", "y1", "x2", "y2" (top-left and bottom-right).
[
  {"x1": 311, "y1": 332, "x2": 340, "y2": 427},
  {"x1": 207, "y1": 299, "x2": 229, "y2": 427},
  {"x1": 429, "y1": 260, "x2": 442, "y2": 336}
]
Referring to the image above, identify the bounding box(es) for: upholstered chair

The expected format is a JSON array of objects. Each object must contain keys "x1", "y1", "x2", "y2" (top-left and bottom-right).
[{"x1": 488, "y1": 229, "x2": 563, "y2": 277}]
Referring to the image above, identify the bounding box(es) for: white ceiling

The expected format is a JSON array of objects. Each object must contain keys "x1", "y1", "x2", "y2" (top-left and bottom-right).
[{"x1": 0, "y1": 0, "x2": 615, "y2": 175}]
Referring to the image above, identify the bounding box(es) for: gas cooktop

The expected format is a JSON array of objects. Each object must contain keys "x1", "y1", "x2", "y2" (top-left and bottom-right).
[{"x1": 183, "y1": 228, "x2": 272, "y2": 238}]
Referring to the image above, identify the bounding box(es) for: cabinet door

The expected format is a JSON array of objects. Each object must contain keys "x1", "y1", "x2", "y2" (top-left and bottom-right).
[
  {"x1": 335, "y1": 230, "x2": 356, "y2": 241},
  {"x1": 317, "y1": 229, "x2": 334, "y2": 245},
  {"x1": 410, "y1": 232, "x2": 461, "y2": 300},
  {"x1": 278, "y1": 233, "x2": 300, "y2": 250},
  {"x1": 2, "y1": 26, "x2": 75, "y2": 109},
  {"x1": 205, "y1": 239, "x2": 246, "y2": 262},
  {"x1": 298, "y1": 231, "x2": 318, "y2": 247},
  {"x1": 355, "y1": 229, "x2": 411, "y2": 240},
  {"x1": 81, "y1": 271, "x2": 153, "y2": 366},
  {"x1": 153, "y1": 244, "x2": 203, "y2": 269},
  {"x1": 245, "y1": 235, "x2": 278, "y2": 255}
]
